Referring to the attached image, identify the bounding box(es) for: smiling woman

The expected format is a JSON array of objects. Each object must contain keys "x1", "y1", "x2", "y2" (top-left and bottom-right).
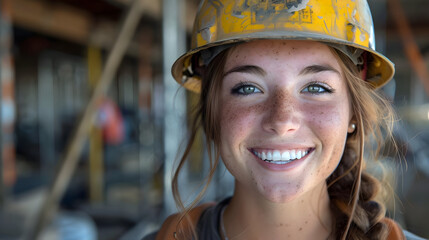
[
  {"x1": 142, "y1": 0, "x2": 425, "y2": 240},
  {"x1": 219, "y1": 40, "x2": 351, "y2": 207},
  {"x1": 180, "y1": 40, "x2": 393, "y2": 240}
]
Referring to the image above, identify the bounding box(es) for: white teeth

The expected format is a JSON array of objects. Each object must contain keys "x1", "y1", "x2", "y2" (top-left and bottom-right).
[
  {"x1": 267, "y1": 151, "x2": 273, "y2": 161},
  {"x1": 281, "y1": 151, "x2": 290, "y2": 161},
  {"x1": 273, "y1": 150, "x2": 281, "y2": 160},
  {"x1": 296, "y1": 151, "x2": 302, "y2": 159},
  {"x1": 254, "y1": 149, "x2": 310, "y2": 163},
  {"x1": 290, "y1": 150, "x2": 296, "y2": 159}
]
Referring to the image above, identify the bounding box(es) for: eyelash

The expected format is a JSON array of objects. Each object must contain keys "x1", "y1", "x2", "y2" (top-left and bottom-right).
[
  {"x1": 231, "y1": 82, "x2": 262, "y2": 95},
  {"x1": 301, "y1": 81, "x2": 334, "y2": 94},
  {"x1": 230, "y1": 81, "x2": 334, "y2": 95}
]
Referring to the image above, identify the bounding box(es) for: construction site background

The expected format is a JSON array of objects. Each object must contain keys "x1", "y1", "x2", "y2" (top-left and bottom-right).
[{"x1": 0, "y1": 0, "x2": 428, "y2": 239}]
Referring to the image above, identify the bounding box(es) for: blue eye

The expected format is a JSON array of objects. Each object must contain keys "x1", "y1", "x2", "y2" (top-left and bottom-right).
[
  {"x1": 302, "y1": 83, "x2": 332, "y2": 94},
  {"x1": 231, "y1": 84, "x2": 262, "y2": 95}
]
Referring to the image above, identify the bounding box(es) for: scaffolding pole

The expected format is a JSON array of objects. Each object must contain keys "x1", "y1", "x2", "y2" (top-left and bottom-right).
[
  {"x1": 162, "y1": 0, "x2": 187, "y2": 216},
  {"x1": 0, "y1": 0, "x2": 4, "y2": 209},
  {"x1": 26, "y1": 1, "x2": 144, "y2": 239}
]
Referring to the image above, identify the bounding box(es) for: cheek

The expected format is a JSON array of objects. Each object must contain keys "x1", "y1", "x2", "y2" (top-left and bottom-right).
[
  {"x1": 304, "y1": 101, "x2": 350, "y2": 169},
  {"x1": 305, "y1": 100, "x2": 350, "y2": 138},
  {"x1": 219, "y1": 101, "x2": 262, "y2": 176},
  {"x1": 219, "y1": 101, "x2": 263, "y2": 142}
]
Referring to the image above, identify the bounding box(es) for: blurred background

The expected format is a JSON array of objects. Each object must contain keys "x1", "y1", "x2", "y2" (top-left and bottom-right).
[{"x1": 0, "y1": 0, "x2": 428, "y2": 239}]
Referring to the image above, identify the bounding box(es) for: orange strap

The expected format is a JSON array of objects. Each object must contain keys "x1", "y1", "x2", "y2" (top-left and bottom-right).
[
  {"x1": 383, "y1": 218, "x2": 406, "y2": 240},
  {"x1": 156, "y1": 203, "x2": 215, "y2": 240}
]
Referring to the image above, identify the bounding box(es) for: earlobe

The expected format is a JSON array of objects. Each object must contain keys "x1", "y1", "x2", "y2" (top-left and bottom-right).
[{"x1": 348, "y1": 123, "x2": 356, "y2": 133}]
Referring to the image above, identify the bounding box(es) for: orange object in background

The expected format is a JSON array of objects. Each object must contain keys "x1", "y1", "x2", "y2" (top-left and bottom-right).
[
  {"x1": 97, "y1": 98, "x2": 125, "y2": 145},
  {"x1": 1, "y1": 0, "x2": 16, "y2": 187}
]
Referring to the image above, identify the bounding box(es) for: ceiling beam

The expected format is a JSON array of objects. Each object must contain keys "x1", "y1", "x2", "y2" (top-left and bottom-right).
[
  {"x1": 106, "y1": 0, "x2": 197, "y2": 31},
  {"x1": 10, "y1": 0, "x2": 163, "y2": 59},
  {"x1": 11, "y1": 0, "x2": 92, "y2": 44}
]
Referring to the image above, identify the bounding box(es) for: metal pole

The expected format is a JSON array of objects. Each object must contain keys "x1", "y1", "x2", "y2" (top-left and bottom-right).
[
  {"x1": 26, "y1": 1, "x2": 144, "y2": 239},
  {"x1": 162, "y1": 0, "x2": 187, "y2": 216},
  {"x1": 0, "y1": 0, "x2": 4, "y2": 209}
]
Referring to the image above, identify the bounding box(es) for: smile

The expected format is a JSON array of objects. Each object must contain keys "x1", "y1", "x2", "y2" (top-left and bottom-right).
[{"x1": 252, "y1": 148, "x2": 313, "y2": 165}]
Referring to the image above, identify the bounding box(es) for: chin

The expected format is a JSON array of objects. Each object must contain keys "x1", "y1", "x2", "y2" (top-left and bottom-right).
[{"x1": 257, "y1": 184, "x2": 305, "y2": 203}]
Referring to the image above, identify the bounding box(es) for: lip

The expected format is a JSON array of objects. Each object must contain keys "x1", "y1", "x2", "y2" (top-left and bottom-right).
[{"x1": 250, "y1": 147, "x2": 315, "y2": 171}]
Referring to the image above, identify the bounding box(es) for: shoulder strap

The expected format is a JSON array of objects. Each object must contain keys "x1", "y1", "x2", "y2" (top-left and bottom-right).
[
  {"x1": 383, "y1": 218, "x2": 406, "y2": 240},
  {"x1": 156, "y1": 202, "x2": 216, "y2": 240}
]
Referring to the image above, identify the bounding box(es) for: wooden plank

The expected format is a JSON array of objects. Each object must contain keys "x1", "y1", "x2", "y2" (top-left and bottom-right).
[
  {"x1": 111, "y1": 0, "x2": 196, "y2": 31},
  {"x1": 10, "y1": 0, "x2": 161, "y2": 57},
  {"x1": 10, "y1": 0, "x2": 91, "y2": 43},
  {"x1": 110, "y1": 0, "x2": 161, "y2": 18},
  {"x1": 28, "y1": 0, "x2": 144, "y2": 238},
  {"x1": 389, "y1": 0, "x2": 429, "y2": 95}
]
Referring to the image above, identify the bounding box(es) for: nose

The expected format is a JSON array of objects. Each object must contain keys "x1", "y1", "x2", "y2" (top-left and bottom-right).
[{"x1": 261, "y1": 90, "x2": 300, "y2": 136}]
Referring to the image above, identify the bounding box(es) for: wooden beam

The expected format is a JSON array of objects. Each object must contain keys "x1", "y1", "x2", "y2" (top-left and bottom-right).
[
  {"x1": 389, "y1": 0, "x2": 429, "y2": 95},
  {"x1": 10, "y1": 0, "x2": 161, "y2": 59},
  {"x1": 108, "y1": 0, "x2": 161, "y2": 18},
  {"x1": 11, "y1": 0, "x2": 92, "y2": 44},
  {"x1": 27, "y1": 0, "x2": 144, "y2": 238},
  {"x1": 108, "y1": 0, "x2": 197, "y2": 31}
]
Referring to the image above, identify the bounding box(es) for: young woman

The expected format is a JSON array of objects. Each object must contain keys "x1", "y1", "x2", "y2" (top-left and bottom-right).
[{"x1": 146, "y1": 0, "x2": 424, "y2": 239}]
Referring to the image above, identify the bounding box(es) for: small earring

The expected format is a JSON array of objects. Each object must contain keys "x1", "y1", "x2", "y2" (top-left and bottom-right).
[{"x1": 348, "y1": 123, "x2": 356, "y2": 133}]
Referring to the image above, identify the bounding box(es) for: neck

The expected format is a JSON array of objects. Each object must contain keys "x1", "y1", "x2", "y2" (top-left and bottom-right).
[{"x1": 223, "y1": 181, "x2": 333, "y2": 240}]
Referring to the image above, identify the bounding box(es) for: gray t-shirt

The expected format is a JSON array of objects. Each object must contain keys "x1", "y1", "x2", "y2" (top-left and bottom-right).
[{"x1": 143, "y1": 197, "x2": 426, "y2": 240}]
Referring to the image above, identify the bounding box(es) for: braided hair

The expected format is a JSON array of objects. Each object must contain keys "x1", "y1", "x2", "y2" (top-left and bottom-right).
[{"x1": 326, "y1": 48, "x2": 396, "y2": 239}]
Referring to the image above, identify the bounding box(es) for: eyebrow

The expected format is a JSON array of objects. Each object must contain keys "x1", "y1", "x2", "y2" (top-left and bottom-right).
[
  {"x1": 299, "y1": 64, "x2": 340, "y2": 76},
  {"x1": 223, "y1": 64, "x2": 340, "y2": 78},
  {"x1": 223, "y1": 65, "x2": 267, "y2": 78}
]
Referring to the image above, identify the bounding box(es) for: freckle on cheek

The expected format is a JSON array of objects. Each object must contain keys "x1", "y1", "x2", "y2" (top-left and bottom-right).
[{"x1": 253, "y1": 104, "x2": 265, "y2": 113}]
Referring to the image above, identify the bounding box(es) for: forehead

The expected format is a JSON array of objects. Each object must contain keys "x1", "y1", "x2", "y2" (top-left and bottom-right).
[{"x1": 226, "y1": 40, "x2": 339, "y2": 68}]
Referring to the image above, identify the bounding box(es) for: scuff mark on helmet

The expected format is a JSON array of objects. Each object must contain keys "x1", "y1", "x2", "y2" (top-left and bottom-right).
[
  {"x1": 287, "y1": 0, "x2": 310, "y2": 12},
  {"x1": 200, "y1": 17, "x2": 215, "y2": 42},
  {"x1": 323, "y1": 20, "x2": 329, "y2": 33},
  {"x1": 232, "y1": 11, "x2": 246, "y2": 19},
  {"x1": 360, "y1": 32, "x2": 366, "y2": 42}
]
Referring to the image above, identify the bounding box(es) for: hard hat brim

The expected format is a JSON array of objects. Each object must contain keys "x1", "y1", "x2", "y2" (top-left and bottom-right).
[{"x1": 172, "y1": 32, "x2": 395, "y2": 93}]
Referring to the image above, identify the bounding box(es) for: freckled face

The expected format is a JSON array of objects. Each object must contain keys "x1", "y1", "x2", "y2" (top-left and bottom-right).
[{"x1": 218, "y1": 40, "x2": 352, "y2": 202}]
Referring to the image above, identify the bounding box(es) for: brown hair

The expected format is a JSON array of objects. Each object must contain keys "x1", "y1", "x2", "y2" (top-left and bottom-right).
[
  {"x1": 171, "y1": 50, "x2": 229, "y2": 239},
  {"x1": 326, "y1": 48, "x2": 395, "y2": 240},
  {"x1": 171, "y1": 44, "x2": 396, "y2": 239}
]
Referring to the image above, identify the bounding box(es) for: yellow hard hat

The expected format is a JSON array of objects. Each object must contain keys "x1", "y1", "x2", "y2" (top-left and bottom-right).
[{"x1": 172, "y1": 0, "x2": 395, "y2": 93}]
